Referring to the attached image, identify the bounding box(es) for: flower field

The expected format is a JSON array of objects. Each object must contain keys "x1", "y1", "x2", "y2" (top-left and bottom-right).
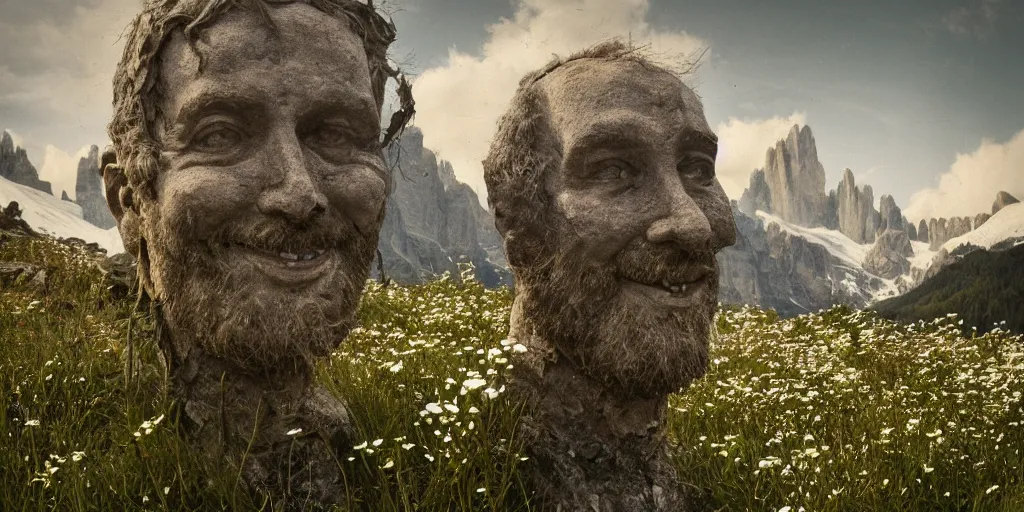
[{"x1": 1, "y1": 234, "x2": 1021, "y2": 510}]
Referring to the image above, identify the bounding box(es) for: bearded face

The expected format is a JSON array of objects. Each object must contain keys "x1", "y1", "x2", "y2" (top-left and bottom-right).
[
  {"x1": 504, "y1": 58, "x2": 736, "y2": 398},
  {"x1": 146, "y1": 202, "x2": 379, "y2": 371},
  {"x1": 520, "y1": 236, "x2": 719, "y2": 398},
  {"x1": 115, "y1": 5, "x2": 390, "y2": 373}
]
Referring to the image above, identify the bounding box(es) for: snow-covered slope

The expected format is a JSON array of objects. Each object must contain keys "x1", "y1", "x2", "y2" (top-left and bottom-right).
[
  {"x1": 941, "y1": 202, "x2": 1024, "y2": 251},
  {"x1": 0, "y1": 176, "x2": 123, "y2": 254},
  {"x1": 752, "y1": 206, "x2": 1024, "y2": 307},
  {"x1": 756, "y1": 211, "x2": 869, "y2": 267}
]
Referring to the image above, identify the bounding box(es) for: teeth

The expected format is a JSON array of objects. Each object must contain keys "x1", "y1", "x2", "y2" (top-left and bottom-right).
[{"x1": 279, "y1": 252, "x2": 299, "y2": 261}]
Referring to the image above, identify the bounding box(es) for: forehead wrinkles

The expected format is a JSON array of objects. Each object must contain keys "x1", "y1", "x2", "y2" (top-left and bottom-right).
[
  {"x1": 541, "y1": 60, "x2": 699, "y2": 135},
  {"x1": 161, "y1": 6, "x2": 361, "y2": 78}
]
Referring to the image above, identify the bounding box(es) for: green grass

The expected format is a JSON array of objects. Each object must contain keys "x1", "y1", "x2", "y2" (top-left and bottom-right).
[{"x1": 2, "y1": 234, "x2": 1022, "y2": 511}]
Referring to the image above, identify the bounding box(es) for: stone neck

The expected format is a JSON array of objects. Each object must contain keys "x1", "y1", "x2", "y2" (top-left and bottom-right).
[
  {"x1": 507, "y1": 296, "x2": 693, "y2": 511},
  {"x1": 158, "y1": 324, "x2": 353, "y2": 507},
  {"x1": 507, "y1": 296, "x2": 670, "y2": 450}
]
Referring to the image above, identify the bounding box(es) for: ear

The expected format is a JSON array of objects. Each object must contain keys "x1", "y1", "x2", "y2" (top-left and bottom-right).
[
  {"x1": 102, "y1": 147, "x2": 128, "y2": 222},
  {"x1": 101, "y1": 146, "x2": 141, "y2": 256}
]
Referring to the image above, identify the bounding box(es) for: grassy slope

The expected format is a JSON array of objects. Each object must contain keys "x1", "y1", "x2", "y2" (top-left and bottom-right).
[
  {"x1": 1, "y1": 233, "x2": 1022, "y2": 511},
  {"x1": 871, "y1": 244, "x2": 1024, "y2": 334}
]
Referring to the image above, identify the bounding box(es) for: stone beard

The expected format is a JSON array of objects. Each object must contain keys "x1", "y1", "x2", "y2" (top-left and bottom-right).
[
  {"x1": 146, "y1": 194, "x2": 380, "y2": 373},
  {"x1": 518, "y1": 234, "x2": 718, "y2": 398}
]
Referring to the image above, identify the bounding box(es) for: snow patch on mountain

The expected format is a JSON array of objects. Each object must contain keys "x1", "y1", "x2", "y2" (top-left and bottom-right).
[
  {"x1": 755, "y1": 211, "x2": 869, "y2": 266},
  {"x1": 941, "y1": 202, "x2": 1024, "y2": 251},
  {"x1": 0, "y1": 175, "x2": 123, "y2": 254}
]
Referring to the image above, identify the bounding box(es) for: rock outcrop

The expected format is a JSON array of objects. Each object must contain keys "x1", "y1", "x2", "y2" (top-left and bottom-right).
[
  {"x1": 377, "y1": 127, "x2": 510, "y2": 287},
  {"x1": 918, "y1": 219, "x2": 929, "y2": 244},
  {"x1": 877, "y1": 195, "x2": 904, "y2": 233},
  {"x1": 717, "y1": 206, "x2": 887, "y2": 317},
  {"x1": 927, "y1": 216, "x2": 973, "y2": 251},
  {"x1": 760, "y1": 125, "x2": 827, "y2": 226},
  {"x1": 738, "y1": 169, "x2": 772, "y2": 217},
  {"x1": 834, "y1": 169, "x2": 880, "y2": 244},
  {"x1": 864, "y1": 229, "x2": 913, "y2": 279},
  {"x1": 973, "y1": 212, "x2": 991, "y2": 230},
  {"x1": 1, "y1": 131, "x2": 52, "y2": 195},
  {"x1": 74, "y1": 145, "x2": 116, "y2": 229},
  {"x1": 993, "y1": 191, "x2": 1020, "y2": 215}
]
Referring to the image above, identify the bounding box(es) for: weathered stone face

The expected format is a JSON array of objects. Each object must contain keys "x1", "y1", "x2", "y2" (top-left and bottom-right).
[
  {"x1": 516, "y1": 60, "x2": 736, "y2": 397},
  {"x1": 140, "y1": 5, "x2": 387, "y2": 372}
]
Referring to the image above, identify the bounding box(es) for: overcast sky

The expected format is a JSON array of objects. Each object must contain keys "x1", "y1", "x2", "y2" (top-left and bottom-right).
[{"x1": 2, "y1": 0, "x2": 1022, "y2": 222}]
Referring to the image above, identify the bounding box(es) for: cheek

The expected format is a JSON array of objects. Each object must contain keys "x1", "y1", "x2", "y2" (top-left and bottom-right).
[
  {"x1": 555, "y1": 190, "x2": 656, "y2": 260},
  {"x1": 155, "y1": 170, "x2": 255, "y2": 237},
  {"x1": 324, "y1": 169, "x2": 387, "y2": 231}
]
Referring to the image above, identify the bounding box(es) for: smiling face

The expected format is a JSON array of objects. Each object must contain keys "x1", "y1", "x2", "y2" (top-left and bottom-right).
[
  {"x1": 519, "y1": 59, "x2": 736, "y2": 397},
  {"x1": 140, "y1": 5, "x2": 387, "y2": 371}
]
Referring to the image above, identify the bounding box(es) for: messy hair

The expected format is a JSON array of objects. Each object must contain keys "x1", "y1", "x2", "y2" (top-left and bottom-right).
[
  {"x1": 108, "y1": 0, "x2": 411, "y2": 203},
  {"x1": 482, "y1": 39, "x2": 675, "y2": 270}
]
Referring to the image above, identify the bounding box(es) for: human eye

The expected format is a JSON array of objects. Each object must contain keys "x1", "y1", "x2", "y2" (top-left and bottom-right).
[
  {"x1": 190, "y1": 121, "x2": 244, "y2": 153},
  {"x1": 587, "y1": 158, "x2": 637, "y2": 184},
  {"x1": 307, "y1": 123, "x2": 356, "y2": 149},
  {"x1": 678, "y1": 152, "x2": 715, "y2": 186}
]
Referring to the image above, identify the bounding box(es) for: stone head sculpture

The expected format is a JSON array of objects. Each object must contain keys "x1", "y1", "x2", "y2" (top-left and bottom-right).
[
  {"x1": 105, "y1": 0, "x2": 408, "y2": 376},
  {"x1": 484, "y1": 41, "x2": 737, "y2": 399},
  {"x1": 103, "y1": 0, "x2": 413, "y2": 504},
  {"x1": 484, "y1": 41, "x2": 736, "y2": 510}
]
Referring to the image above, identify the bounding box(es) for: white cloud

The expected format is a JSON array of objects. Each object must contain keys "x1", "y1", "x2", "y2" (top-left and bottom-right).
[
  {"x1": 39, "y1": 145, "x2": 92, "y2": 201},
  {"x1": 713, "y1": 113, "x2": 807, "y2": 200},
  {"x1": 904, "y1": 128, "x2": 1024, "y2": 222},
  {"x1": 412, "y1": 0, "x2": 709, "y2": 207}
]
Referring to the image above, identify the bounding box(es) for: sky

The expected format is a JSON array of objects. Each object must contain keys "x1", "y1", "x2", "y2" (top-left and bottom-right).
[{"x1": 1, "y1": 0, "x2": 1022, "y2": 222}]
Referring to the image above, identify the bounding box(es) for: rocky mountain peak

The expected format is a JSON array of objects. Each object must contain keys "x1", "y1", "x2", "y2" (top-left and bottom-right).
[
  {"x1": 761, "y1": 124, "x2": 827, "y2": 227},
  {"x1": 0, "y1": 130, "x2": 52, "y2": 195},
  {"x1": 878, "y1": 194, "x2": 904, "y2": 234},
  {"x1": 834, "y1": 169, "x2": 880, "y2": 244},
  {"x1": 993, "y1": 191, "x2": 1020, "y2": 215},
  {"x1": 75, "y1": 145, "x2": 116, "y2": 229},
  {"x1": 738, "y1": 124, "x2": 828, "y2": 227},
  {"x1": 377, "y1": 126, "x2": 509, "y2": 286}
]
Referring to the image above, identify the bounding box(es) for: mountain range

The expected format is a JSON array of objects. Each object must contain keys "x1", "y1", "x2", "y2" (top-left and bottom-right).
[{"x1": 722, "y1": 124, "x2": 1022, "y2": 316}]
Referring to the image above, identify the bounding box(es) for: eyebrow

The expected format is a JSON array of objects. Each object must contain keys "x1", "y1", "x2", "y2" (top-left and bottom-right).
[
  {"x1": 175, "y1": 90, "x2": 264, "y2": 122},
  {"x1": 563, "y1": 117, "x2": 659, "y2": 163},
  {"x1": 678, "y1": 128, "x2": 719, "y2": 156},
  {"x1": 166, "y1": 89, "x2": 264, "y2": 138}
]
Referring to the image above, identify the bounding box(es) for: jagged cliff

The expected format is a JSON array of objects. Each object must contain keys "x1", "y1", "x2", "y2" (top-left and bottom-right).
[
  {"x1": 718, "y1": 203, "x2": 887, "y2": 317},
  {"x1": 377, "y1": 128, "x2": 510, "y2": 287},
  {"x1": 739, "y1": 125, "x2": 827, "y2": 226},
  {"x1": 74, "y1": 145, "x2": 116, "y2": 229},
  {"x1": 833, "y1": 169, "x2": 880, "y2": 244},
  {"x1": 726, "y1": 124, "x2": 1021, "y2": 316},
  {"x1": 1, "y1": 131, "x2": 52, "y2": 195}
]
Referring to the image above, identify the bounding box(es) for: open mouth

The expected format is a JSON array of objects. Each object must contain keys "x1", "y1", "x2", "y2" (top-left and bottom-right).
[{"x1": 222, "y1": 242, "x2": 334, "y2": 285}]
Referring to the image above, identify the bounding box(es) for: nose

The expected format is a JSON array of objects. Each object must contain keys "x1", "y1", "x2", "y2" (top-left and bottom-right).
[
  {"x1": 257, "y1": 132, "x2": 326, "y2": 223},
  {"x1": 646, "y1": 178, "x2": 713, "y2": 251}
]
